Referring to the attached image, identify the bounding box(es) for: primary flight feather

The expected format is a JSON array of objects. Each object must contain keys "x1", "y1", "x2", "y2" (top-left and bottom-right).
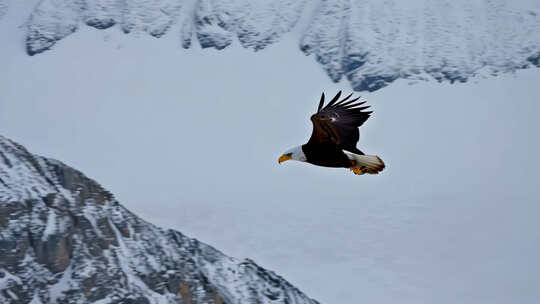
[{"x1": 278, "y1": 91, "x2": 385, "y2": 175}]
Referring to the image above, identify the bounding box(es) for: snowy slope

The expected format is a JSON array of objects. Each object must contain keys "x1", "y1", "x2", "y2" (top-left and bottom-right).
[
  {"x1": 0, "y1": 135, "x2": 320, "y2": 304},
  {"x1": 20, "y1": 0, "x2": 540, "y2": 91}
]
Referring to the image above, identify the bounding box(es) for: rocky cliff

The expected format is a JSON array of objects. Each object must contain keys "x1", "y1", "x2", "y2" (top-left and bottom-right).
[{"x1": 0, "y1": 135, "x2": 320, "y2": 304}]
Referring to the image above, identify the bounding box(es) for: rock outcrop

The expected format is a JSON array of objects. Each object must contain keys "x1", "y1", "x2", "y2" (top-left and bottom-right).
[{"x1": 0, "y1": 135, "x2": 320, "y2": 304}]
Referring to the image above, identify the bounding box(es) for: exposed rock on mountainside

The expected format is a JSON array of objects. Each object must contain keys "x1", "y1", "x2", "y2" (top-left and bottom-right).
[
  {"x1": 20, "y1": 0, "x2": 540, "y2": 92},
  {"x1": 0, "y1": 135, "x2": 320, "y2": 304},
  {"x1": 0, "y1": 0, "x2": 9, "y2": 20}
]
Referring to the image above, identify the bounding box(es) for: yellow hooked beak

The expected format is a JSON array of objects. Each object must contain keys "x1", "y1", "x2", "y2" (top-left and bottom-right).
[{"x1": 278, "y1": 154, "x2": 292, "y2": 164}]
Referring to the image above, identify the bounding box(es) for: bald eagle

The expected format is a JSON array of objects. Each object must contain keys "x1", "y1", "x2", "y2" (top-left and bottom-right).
[{"x1": 278, "y1": 91, "x2": 385, "y2": 175}]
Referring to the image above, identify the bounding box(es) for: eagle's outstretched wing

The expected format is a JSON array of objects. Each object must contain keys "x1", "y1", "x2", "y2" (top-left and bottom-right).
[{"x1": 307, "y1": 91, "x2": 372, "y2": 154}]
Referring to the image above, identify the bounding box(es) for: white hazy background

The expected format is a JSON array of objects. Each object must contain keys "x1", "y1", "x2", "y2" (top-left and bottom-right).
[{"x1": 1, "y1": 2, "x2": 540, "y2": 304}]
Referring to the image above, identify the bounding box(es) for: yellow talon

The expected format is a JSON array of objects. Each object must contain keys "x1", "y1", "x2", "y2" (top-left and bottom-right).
[
  {"x1": 349, "y1": 160, "x2": 364, "y2": 175},
  {"x1": 349, "y1": 167, "x2": 365, "y2": 175}
]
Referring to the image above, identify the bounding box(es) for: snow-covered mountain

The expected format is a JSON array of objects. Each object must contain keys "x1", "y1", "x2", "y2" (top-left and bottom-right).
[
  {"x1": 0, "y1": 135, "x2": 320, "y2": 304},
  {"x1": 19, "y1": 0, "x2": 540, "y2": 91}
]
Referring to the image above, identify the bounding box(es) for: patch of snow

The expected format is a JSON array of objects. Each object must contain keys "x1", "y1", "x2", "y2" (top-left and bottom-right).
[
  {"x1": 106, "y1": 217, "x2": 170, "y2": 302},
  {"x1": 6, "y1": 289, "x2": 18, "y2": 300},
  {"x1": 41, "y1": 208, "x2": 57, "y2": 241},
  {"x1": 0, "y1": 137, "x2": 57, "y2": 203},
  {"x1": 49, "y1": 263, "x2": 74, "y2": 302},
  {"x1": 29, "y1": 292, "x2": 44, "y2": 304},
  {"x1": 82, "y1": 202, "x2": 103, "y2": 237},
  {"x1": 0, "y1": 269, "x2": 22, "y2": 289},
  {"x1": 91, "y1": 296, "x2": 113, "y2": 304}
]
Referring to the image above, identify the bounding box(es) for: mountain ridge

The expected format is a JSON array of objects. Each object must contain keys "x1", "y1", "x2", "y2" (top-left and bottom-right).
[
  {"x1": 15, "y1": 0, "x2": 540, "y2": 92},
  {"x1": 0, "y1": 0, "x2": 8, "y2": 20},
  {"x1": 0, "y1": 135, "x2": 320, "y2": 304}
]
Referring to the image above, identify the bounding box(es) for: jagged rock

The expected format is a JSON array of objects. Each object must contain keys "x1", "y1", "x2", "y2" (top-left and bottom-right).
[{"x1": 0, "y1": 135, "x2": 320, "y2": 304}]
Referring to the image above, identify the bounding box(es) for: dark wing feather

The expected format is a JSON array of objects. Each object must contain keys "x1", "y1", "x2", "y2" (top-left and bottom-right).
[
  {"x1": 325, "y1": 91, "x2": 341, "y2": 107},
  {"x1": 317, "y1": 93, "x2": 325, "y2": 112},
  {"x1": 335, "y1": 93, "x2": 353, "y2": 105},
  {"x1": 308, "y1": 91, "x2": 372, "y2": 154}
]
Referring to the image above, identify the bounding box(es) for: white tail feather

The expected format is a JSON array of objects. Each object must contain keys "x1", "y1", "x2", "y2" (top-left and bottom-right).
[{"x1": 343, "y1": 151, "x2": 386, "y2": 174}]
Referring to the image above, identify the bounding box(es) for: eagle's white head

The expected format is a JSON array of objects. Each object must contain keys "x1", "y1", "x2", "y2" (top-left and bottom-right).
[{"x1": 278, "y1": 146, "x2": 307, "y2": 163}]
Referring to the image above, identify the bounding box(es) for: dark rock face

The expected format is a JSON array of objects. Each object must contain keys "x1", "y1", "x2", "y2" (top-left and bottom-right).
[
  {"x1": 528, "y1": 52, "x2": 540, "y2": 67},
  {"x1": 0, "y1": 135, "x2": 320, "y2": 304}
]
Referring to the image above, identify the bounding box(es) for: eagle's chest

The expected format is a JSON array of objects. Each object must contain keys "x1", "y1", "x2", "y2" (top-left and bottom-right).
[{"x1": 301, "y1": 144, "x2": 353, "y2": 168}]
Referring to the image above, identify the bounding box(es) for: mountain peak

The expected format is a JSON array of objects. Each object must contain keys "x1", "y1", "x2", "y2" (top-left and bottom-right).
[{"x1": 0, "y1": 135, "x2": 319, "y2": 304}]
